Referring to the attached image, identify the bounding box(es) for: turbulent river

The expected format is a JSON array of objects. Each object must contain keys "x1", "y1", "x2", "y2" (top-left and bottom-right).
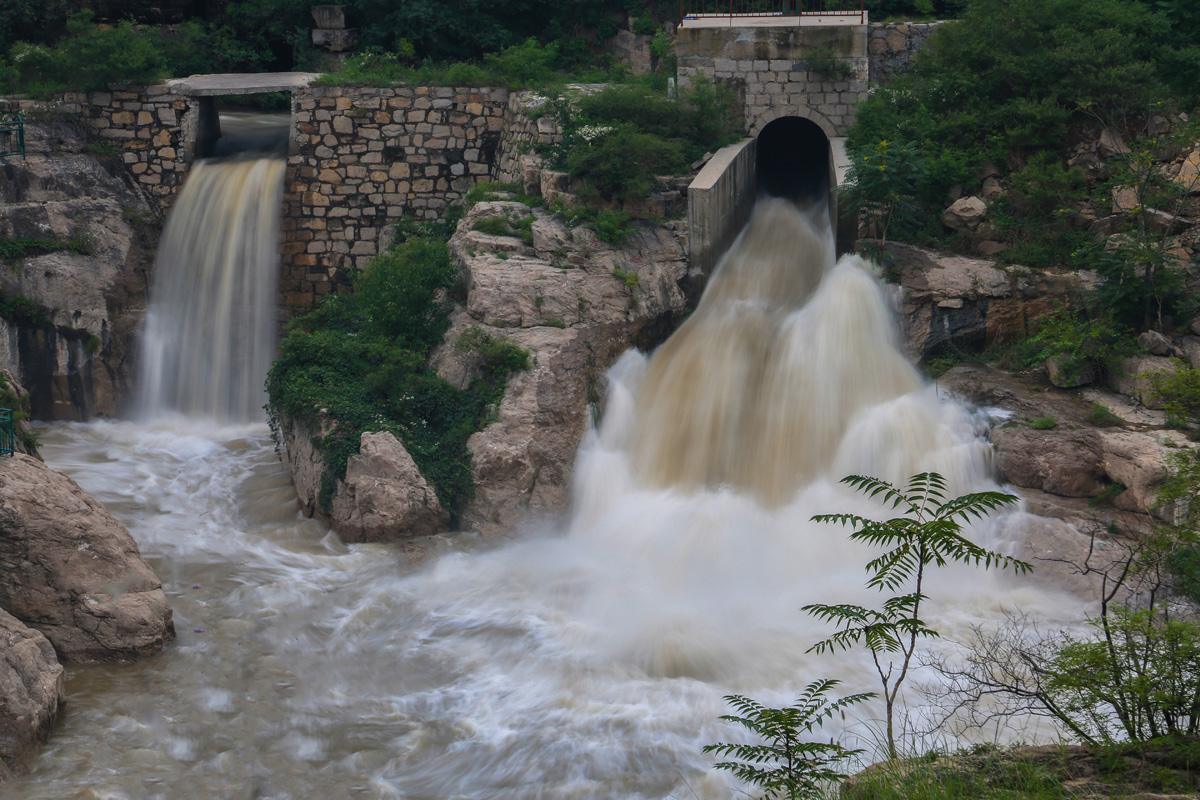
[{"x1": 14, "y1": 185, "x2": 1087, "y2": 798}]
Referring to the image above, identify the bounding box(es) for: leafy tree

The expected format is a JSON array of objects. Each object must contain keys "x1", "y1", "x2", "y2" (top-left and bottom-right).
[
  {"x1": 704, "y1": 680, "x2": 872, "y2": 800},
  {"x1": 804, "y1": 473, "x2": 1027, "y2": 759},
  {"x1": 843, "y1": 139, "x2": 927, "y2": 259},
  {"x1": 931, "y1": 519, "x2": 1200, "y2": 745},
  {"x1": 1073, "y1": 123, "x2": 1200, "y2": 331}
]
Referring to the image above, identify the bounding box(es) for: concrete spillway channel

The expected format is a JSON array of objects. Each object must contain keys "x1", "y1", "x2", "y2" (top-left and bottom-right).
[{"x1": 686, "y1": 122, "x2": 854, "y2": 286}]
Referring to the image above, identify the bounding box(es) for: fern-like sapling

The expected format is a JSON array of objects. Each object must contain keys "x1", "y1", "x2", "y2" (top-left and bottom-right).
[
  {"x1": 804, "y1": 472, "x2": 1028, "y2": 759},
  {"x1": 703, "y1": 679, "x2": 872, "y2": 799}
]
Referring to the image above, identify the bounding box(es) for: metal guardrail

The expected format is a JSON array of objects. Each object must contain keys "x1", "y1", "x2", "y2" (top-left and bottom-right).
[
  {"x1": 0, "y1": 113, "x2": 25, "y2": 160},
  {"x1": 0, "y1": 408, "x2": 14, "y2": 457},
  {"x1": 681, "y1": 0, "x2": 865, "y2": 23}
]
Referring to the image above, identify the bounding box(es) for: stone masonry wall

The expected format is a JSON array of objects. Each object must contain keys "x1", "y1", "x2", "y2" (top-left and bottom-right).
[
  {"x1": 868, "y1": 22, "x2": 943, "y2": 84},
  {"x1": 495, "y1": 92, "x2": 562, "y2": 185},
  {"x1": 675, "y1": 25, "x2": 869, "y2": 137},
  {"x1": 281, "y1": 85, "x2": 509, "y2": 308},
  {"x1": 57, "y1": 87, "x2": 191, "y2": 210}
]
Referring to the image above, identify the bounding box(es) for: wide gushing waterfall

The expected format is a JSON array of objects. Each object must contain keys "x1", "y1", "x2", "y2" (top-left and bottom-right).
[
  {"x1": 19, "y1": 198, "x2": 1083, "y2": 799},
  {"x1": 138, "y1": 157, "x2": 285, "y2": 421}
]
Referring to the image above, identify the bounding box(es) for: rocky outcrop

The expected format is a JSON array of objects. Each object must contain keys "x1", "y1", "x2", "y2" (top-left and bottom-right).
[
  {"x1": 1109, "y1": 354, "x2": 1180, "y2": 407},
  {"x1": 0, "y1": 112, "x2": 159, "y2": 421},
  {"x1": 0, "y1": 608, "x2": 65, "y2": 781},
  {"x1": 0, "y1": 454, "x2": 174, "y2": 663},
  {"x1": 939, "y1": 365, "x2": 1190, "y2": 523},
  {"x1": 282, "y1": 421, "x2": 450, "y2": 543},
  {"x1": 885, "y1": 242, "x2": 1092, "y2": 359},
  {"x1": 436, "y1": 200, "x2": 688, "y2": 533}
]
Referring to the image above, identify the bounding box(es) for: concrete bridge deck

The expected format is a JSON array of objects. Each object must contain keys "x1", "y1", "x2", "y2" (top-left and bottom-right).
[{"x1": 163, "y1": 72, "x2": 320, "y2": 97}]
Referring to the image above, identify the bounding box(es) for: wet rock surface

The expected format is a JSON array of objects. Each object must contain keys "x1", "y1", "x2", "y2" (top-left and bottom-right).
[
  {"x1": 0, "y1": 115, "x2": 159, "y2": 421},
  {"x1": 0, "y1": 607, "x2": 65, "y2": 782},
  {"x1": 939, "y1": 364, "x2": 1189, "y2": 527},
  {"x1": 0, "y1": 454, "x2": 175, "y2": 663},
  {"x1": 282, "y1": 421, "x2": 451, "y2": 543},
  {"x1": 884, "y1": 242, "x2": 1092, "y2": 359}
]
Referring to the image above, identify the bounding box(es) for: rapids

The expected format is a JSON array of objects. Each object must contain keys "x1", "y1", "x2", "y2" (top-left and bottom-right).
[{"x1": 15, "y1": 198, "x2": 1088, "y2": 799}]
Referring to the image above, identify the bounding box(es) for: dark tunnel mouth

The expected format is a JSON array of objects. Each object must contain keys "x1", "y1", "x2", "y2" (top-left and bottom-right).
[{"x1": 755, "y1": 116, "x2": 831, "y2": 204}]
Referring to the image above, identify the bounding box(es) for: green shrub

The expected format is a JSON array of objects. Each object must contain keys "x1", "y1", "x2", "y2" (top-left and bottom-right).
[
  {"x1": 803, "y1": 45, "x2": 852, "y2": 81},
  {"x1": 552, "y1": 202, "x2": 636, "y2": 246},
  {"x1": 267, "y1": 226, "x2": 528, "y2": 516},
  {"x1": 1024, "y1": 305, "x2": 1135, "y2": 383},
  {"x1": 483, "y1": 38, "x2": 559, "y2": 88},
  {"x1": 1146, "y1": 362, "x2": 1200, "y2": 429},
  {"x1": 566, "y1": 124, "x2": 686, "y2": 200},
  {"x1": 844, "y1": 139, "x2": 928, "y2": 255},
  {"x1": 704, "y1": 680, "x2": 871, "y2": 799},
  {"x1": 455, "y1": 325, "x2": 531, "y2": 374},
  {"x1": 0, "y1": 233, "x2": 95, "y2": 267},
  {"x1": 4, "y1": 12, "x2": 165, "y2": 96},
  {"x1": 1088, "y1": 403, "x2": 1123, "y2": 427},
  {"x1": 1029, "y1": 416, "x2": 1057, "y2": 430},
  {"x1": 631, "y1": 16, "x2": 658, "y2": 36}
]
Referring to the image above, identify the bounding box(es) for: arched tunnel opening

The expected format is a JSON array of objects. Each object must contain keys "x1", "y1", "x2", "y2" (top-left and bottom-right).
[
  {"x1": 756, "y1": 117, "x2": 832, "y2": 204},
  {"x1": 755, "y1": 116, "x2": 852, "y2": 251}
]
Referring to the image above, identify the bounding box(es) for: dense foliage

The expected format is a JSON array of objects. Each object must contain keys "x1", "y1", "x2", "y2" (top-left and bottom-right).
[
  {"x1": 543, "y1": 78, "x2": 740, "y2": 200},
  {"x1": 849, "y1": 0, "x2": 1199, "y2": 205},
  {"x1": 265, "y1": 222, "x2": 529, "y2": 516}
]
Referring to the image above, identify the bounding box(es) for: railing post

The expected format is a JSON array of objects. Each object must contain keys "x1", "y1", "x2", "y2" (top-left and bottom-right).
[{"x1": 0, "y1": 408, "x2": 13, "y2": 458}]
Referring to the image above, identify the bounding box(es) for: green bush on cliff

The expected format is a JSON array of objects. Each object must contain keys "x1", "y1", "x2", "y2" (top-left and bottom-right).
[{"x1": 266, "y1": 223, "x2": 529, "y2": 517}]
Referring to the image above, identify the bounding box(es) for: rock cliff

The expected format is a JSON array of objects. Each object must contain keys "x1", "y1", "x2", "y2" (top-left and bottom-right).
[
  {"x1": 0, "y1": 110, "x2": 160, "y2": 420},
  {"x1": 436, "y1": 200, "x2": 688, "y2": 533}
]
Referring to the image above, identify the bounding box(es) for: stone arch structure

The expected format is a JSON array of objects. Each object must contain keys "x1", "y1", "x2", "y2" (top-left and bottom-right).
[
  {"x1": 749, "y1": 107, "x2": 836, "y2": 141},
  {"x1": 755, "y1": 115, "x2": 839, "y2": 233}
]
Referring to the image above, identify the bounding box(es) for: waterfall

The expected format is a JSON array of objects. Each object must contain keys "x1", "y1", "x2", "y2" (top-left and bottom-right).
[
  {"x1": 137, "y1": 157, "x2": 285, "y2": 421},
  {"x1": 622, "y1": 198, "x2": 982, "y2": 507}
]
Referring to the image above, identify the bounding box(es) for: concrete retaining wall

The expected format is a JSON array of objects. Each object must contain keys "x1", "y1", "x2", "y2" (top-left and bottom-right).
[{"x1": 688, "y1": 137, "x2": 757, "y2": 281}]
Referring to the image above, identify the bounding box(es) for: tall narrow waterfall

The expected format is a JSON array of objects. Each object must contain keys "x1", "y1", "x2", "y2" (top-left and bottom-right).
[{"x1": 137, "y1": 157, "x2": 285, "y2": 421}]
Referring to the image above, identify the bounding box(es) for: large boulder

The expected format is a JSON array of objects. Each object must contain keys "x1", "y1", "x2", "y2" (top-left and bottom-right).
[
  {"x1": 941, "y1": 365, "x2": 1189, "y2": 521},
  {"x1": 991, "y1": 426, "x2": 1108, "y2": 498},
  {"x1": 331, "y1": 432, "x2": 449, "y2": 542},
  {"x1": 941, "y1": 196, "x2": 988, "y2": 231},
  {"x1": 1109, "y1": 354, "x2": 1179, "y2": 407},
  {"x1": 0, "y1": 607, "x2": 65, "y2": 781},
  {"x1": 0, "y1": 454, "x2": 174, "y2": 663},
  {"x1": 281, "y1": 422, "x2": 450, "y2": 543}
]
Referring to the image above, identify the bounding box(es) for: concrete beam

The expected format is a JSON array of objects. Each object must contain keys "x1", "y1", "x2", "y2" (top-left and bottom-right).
[{"x1": 163, "y1": 72, "x2": 321, "y2": 97}]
